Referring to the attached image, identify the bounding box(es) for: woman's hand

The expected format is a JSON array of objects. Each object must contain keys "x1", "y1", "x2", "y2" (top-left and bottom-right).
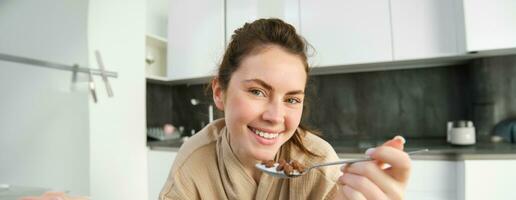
[{"x1": 334, "y1": 136, "x2": 411, "y2": 200}]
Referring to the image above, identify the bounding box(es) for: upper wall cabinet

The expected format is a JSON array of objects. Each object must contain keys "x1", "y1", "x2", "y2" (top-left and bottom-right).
[
  {"x1": 162, "y1": 0, "x2": 516, "y2": 83},
  {"x1": 226, "y1": 0, "x2": 300, "y2": 44},
  {"x1": 299, "y1": 0, "x2": 393, "y2": 67},
  {"x1": 146, "y1": 0, "x2": 169, "y2": 39},
  {"x1": 462, "y1": 0, "x2": 516, "y2": 52},
  {"x1": 167, "y1": 0, "x2": 225, "y2": 81},
  {"x1": 390, "y1": 0, "x2": 465, "y2": 60},
  {"x1": 146, "y1": 0, "x2": 169, "y2": 79}
]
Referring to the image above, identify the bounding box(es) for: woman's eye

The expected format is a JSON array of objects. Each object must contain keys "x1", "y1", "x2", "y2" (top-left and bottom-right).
[
  {"x1": 286, "y1": 98, "x2": 301, "y2": 104},
  {"x1": 250, "y1": 89, "x2": 265, "y2": 97}
]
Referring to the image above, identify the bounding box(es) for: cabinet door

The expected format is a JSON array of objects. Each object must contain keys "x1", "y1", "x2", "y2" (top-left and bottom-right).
[
  {"x1": 226, "y1": 0, "x2": 300, "y2": 44},
  {"x1": 406, "y1": 160, "x2": 458, "y2": 200},
  {"x1": 88, "y1": 0, "x2": 148, "y2": 199},
  {"x1": 148, "y1": 150, "x2": 177, "y2": 200},
  {"x1": 462, "y1": 0, "x2": 516, "y2": 51},
  {"x1": 0, "y1": 0, "x2": 90, "y2": 195},
  {"x1": 299, "y1": 0, "x2": 392, "y2": 67},
  {"x1": 390, "y1": 0, "x2": 464, "y2": 60},
  {"x1": 167, "y1": 0, "x2": 225, "y2": 80},
  {"x1": 146, "y1": 0, "x2": 169, "y2": 39},
  {"x1": 461, "y1": 160, "x2": 516, "y2": 200}
]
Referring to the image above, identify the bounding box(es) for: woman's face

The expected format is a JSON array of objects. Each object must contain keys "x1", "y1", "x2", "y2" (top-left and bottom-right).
[{"x1": 213, "y1": 45, "x2": 307, "y2": 162}]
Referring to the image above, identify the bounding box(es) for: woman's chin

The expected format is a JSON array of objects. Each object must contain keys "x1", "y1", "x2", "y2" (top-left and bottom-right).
[{"x1": 253, "y1": 149, "x2": 278, "y2": 161}]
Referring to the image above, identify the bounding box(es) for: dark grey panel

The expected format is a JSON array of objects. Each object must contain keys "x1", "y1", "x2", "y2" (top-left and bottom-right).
[{"x1": 147, "y1": 55, "x2": 516, "y2": 141}]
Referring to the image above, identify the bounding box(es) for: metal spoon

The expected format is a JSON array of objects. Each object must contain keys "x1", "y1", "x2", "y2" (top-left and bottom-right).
[{"x1": 256, "y1": 149, "x2": 429, "y2": 179}]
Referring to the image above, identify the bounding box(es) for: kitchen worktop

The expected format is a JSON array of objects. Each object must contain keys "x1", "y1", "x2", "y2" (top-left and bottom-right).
[{"x1": 147, "y1": 138, "x2": 516, "y2": 160}]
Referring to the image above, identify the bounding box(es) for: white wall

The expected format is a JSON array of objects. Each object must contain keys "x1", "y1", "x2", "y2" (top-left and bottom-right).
[
  {"x1": 87, "y1": 0, "x2": 148, "y2": 199},
  {"x1": 0, "y1": 0, "x2": 90, "y2": 195}
]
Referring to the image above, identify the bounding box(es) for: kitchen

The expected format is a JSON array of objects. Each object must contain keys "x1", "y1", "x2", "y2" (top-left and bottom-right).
[{"x1": 1, "y1": 0, "x2": 516, "y2": 200}]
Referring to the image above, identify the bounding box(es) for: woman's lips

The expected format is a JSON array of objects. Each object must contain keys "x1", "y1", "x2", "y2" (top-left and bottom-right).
[{"x1": 248, "y1": 126, "x2": 280, "y2": 145}]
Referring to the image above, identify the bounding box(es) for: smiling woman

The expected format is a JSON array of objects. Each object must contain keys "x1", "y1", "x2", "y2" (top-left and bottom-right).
[
  {"x1": 159, "y1": 18, "x2": 411, "y2": 200},
  {"x1": 215, "y1": 45, "x2": 308, "y2": 180}
]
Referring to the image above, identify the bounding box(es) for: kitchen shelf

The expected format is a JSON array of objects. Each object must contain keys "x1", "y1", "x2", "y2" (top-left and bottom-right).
[
  {"x1": 146, "y1": 75, "x2": 170, "y2": 83},
  {"x1": 146, "y1": 34, "x2": 167, "y2": 49},
  {"x1": 145, "y1": 33, "x2": 168, "y2": 80}
]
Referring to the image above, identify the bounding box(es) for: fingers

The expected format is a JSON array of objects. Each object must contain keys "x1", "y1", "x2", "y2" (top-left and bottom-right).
[
  {"x1": 338, "y1": 173, "x2": 389, "y2": 200},
  {"x1": 344, "y1": 160, "x2": 404, "y2": 199},
  {"x1": 382, "y1": 135, "x2": 405, "y2": 150},
  {"x1": 336, "y1": 136, "x2": 410, "y2": 200},
  {"x1": 341, "y1": 185, "x2": 367, "y2": 200},
  {"x1": 368, "y1": 146, "x2": 412, "y2": 182},
  {"x1": 375, "y1": 135, "x2": 405, "y2": 169}
]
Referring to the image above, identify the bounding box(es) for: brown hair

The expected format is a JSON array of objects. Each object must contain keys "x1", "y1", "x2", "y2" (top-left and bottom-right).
[{"x1": 214, "y1": 18, "x2": 320, "y2": 157}]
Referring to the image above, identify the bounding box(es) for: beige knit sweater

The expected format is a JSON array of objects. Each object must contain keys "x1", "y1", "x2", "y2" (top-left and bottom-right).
[{"x1": 159, "y1": 119, "x2": 340, "y2": 200}]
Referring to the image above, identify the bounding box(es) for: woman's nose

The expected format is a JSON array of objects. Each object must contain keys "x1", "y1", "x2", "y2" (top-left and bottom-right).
[{"x1": 262, "y1": 101, "x2": 285, "y2": 124}]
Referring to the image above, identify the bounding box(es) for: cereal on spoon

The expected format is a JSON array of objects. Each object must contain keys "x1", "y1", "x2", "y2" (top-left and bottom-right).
[{"x1": 261, "y1": 159, "x2": 306, "y2": 176}]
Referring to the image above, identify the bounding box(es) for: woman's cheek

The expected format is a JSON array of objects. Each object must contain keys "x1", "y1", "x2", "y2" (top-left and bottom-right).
[
  {"x1": 231, "y1": 97, "x2": 262, "y2": 121},
  {"x1": 288, "y1": 107, "x2": 303, "y2": 126}
]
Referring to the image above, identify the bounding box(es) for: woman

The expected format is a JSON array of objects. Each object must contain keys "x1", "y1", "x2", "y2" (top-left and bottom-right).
[{"x1": 160, "y1": 18, "x2": 411, "y2": 200}]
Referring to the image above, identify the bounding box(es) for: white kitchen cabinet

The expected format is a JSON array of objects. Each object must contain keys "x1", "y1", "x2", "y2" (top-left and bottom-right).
[
  {"x1": 167, "y1": 0, "x2": 225, "y2": 81},
  {"x1": 226, "y1": 0, "x2": 300, "y2": 44},
  {"x1": 390, "y1": 0, "x2": 465, "y2": 60},
  {"x1": 0, "y1": 0, "x2": 90, "y2": 195},
  {"x1": 407, "y1": 159, "x2": 516, "y2": 200},
  {"x1": 0, "y1": 0, "x2": 148, "y2": 199},
  {"x1": 406, "y1": 160, "x2": 458, "y2": 200},
  {"x1": 146, "y1": 0, "x2": 169, "y2": 39},
  {"x1": 148, "y1": 149, "x2": 177, "y2": 200},
  {"x1": 459, "y1": 160, "x2": 516, "y2": 200},
  {"x1": 461, "y1": 0, "x2": 516, "y2": 52},
  {"x1": 299, "y1": 0, "x2": 393, "y2": 67},
  {"x1": 146, "y1": 34, "x2": 168, "y2": 78},
  {"x1": 88, "y1": 0, "x2": 148, "y2": 199},
  {"x1": 145, "y1": 0, "x2": 169, "y2": 79}
]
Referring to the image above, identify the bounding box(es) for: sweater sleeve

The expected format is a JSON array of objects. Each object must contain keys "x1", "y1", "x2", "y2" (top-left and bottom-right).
[
  {"x1": 320, "y1": 148, "x2": 341, "y2": 200},
  {"x1": 324, "y1": 184, "x2": 339, "y2": 200},
  {"x1": 309, "y1": 133, "x2": 342, "y2": 200},
  {"x1": 292, "y1": 132, "x2": 343, "y2": 200}
]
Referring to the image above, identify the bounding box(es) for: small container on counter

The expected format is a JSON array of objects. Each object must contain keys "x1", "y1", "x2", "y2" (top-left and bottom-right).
[{"x1": 147, "y1": 123, "x2": 181, "y2": 141}]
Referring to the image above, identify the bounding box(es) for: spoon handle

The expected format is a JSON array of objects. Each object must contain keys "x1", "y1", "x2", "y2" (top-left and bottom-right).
[
  {"x1": 311, "y1": 158, "x2": 372, "y2": 169},
  {"x1": 311, "y1": 149, "x2": 429, "y2": 169}
]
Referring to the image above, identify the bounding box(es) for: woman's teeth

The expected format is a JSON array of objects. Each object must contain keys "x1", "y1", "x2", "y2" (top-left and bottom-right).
[{"x1": 251, "y1": 128, "x2": 279, "y2": 139}]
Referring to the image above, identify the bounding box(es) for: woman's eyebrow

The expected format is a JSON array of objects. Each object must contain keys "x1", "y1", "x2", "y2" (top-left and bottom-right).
[
  {"x1": 243, "y1": 79, "x2": 272, "y2": 91},
  {"x1": 286, "y1": 90, "x2": 304, "y2": 95},
  {"x1": 242, "y1": 79, "x2": 304, "y2": 95}
]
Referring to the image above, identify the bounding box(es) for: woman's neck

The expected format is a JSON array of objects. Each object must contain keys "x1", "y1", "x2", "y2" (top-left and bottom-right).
[{"x1": 228, "y1": 134, "x2": 262, "y2": 182}]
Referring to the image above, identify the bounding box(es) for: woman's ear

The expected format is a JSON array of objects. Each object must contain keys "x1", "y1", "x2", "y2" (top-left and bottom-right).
[{"x1": 212, "y1": 78, "x2": 225, "y2": 111}]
